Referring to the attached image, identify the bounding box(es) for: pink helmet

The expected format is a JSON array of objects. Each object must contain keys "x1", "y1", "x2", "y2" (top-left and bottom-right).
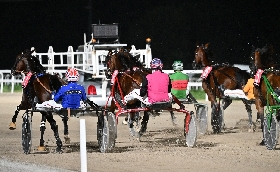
[
  {"x1": 65, "y1": 68, "x2": 79, "y2": 81},
  {"x1": 150, "y1": 58, "x2": 163, "y2": 69}
]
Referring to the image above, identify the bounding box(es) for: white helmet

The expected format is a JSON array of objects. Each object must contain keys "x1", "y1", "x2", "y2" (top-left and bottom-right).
[
  {"x1": 172, "y1": 61, "x2": 183, "y2": 71},
  {"x1": 65, "y1": 68, "x2": 79, "y2": 81}
]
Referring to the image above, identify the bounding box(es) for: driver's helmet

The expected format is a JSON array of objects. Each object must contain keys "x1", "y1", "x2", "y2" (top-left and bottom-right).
[
  {"x1": 65, "y1": 68, "x2": 79, "y2": 81},
  {"x1": 150, "y1": 58, "x2": 163, "y2": 69},
  {"x1": 172, "y1": 61, "x2": 183, "y2": 71}
]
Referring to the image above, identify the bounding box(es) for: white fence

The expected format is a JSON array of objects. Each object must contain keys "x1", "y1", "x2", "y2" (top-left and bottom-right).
[
  {"x1": 0, "y1": 69, "x2": 203, "y2": 93},
  {"x1": 1, "y1": 44, "x2": 203, "y2": 93}
]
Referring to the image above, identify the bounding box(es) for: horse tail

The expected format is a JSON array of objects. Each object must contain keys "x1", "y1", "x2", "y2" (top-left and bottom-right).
[{"x1": 236, "y1": 69, "x2": 251, "y2": 89}]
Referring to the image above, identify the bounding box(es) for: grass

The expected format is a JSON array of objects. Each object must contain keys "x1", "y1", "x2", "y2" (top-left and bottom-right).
[
  {"x1": 190, "y1": 89, "x2": 205, "y2": 100},
  {"x1": 2, "y1": 84, "x2": 22, "y2": 92}
]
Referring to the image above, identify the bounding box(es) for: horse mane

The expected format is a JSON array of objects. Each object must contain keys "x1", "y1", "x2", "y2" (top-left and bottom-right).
[{"x1": 23, "y1": 49, "x2": 46, "y2": 74}]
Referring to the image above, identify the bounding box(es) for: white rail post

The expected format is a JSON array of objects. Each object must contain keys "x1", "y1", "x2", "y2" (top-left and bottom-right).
[
  {"x1": 80, "y1": 119, "x2": 87, "y2": 172},
  {"x1": 47, "y1": 46, "x2": 54, "y2": 73},
  {"x1": 146, "y1": 43, "x2": 152, "y2": 66}
]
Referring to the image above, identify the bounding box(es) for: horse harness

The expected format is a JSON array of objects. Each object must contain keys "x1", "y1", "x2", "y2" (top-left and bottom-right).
[{"x1": 204, "y1": 66, "x2": 238, "y2": 99}]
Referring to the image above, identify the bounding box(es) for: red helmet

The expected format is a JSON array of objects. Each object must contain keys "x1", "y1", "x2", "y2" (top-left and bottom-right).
[{"x1": 65, "y1": 68, "x2": 79, "y2": 81}]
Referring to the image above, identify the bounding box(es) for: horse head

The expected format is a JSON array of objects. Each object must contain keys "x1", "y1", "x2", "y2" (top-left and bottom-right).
[
  {"x1": 249, "y1": 45, "x2": 275, "y2": 76},
  {"x1": 192, "y1": 43, "x2": 212, "y2": 69},
  {"x1": 105, "y1": 48, "x2": 146, "y2": 78},
  {"x1": 11, "y1": 49, "x2": 45, "y2": 76}
]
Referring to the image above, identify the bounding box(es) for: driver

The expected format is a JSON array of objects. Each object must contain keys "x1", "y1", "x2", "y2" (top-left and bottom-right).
[
  {"x1": 140, "y1": 58, "x2": 185, "y2": 109},
  {"x1": 53, "y1": 68, "x2": 86, "y2": 117},
  {"x1": 169, "y1": 61, "x2": 189, "y2": 99}
]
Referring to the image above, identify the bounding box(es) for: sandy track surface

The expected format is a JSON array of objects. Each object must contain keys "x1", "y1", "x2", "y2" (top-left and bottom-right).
[{"x1": 0, "y1": 93, "x2": 280, "y2": 172}]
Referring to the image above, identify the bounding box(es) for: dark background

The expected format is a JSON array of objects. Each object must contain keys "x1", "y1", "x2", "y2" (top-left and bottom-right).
[{"x1": 1, "y1": 0, "x2": 280, "y2": 70}]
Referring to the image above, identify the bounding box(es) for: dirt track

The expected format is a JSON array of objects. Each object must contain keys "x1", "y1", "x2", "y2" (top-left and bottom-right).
[{"x1": 1, "y1": 93, "x2": 280, "y2": 172}]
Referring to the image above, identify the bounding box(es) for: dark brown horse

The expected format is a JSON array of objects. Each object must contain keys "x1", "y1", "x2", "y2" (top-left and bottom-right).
[
  {"x1": 192, "y1": 43, "x2": 252, "y2": 133},
  {"x1": 249, "y1": 45, "x2": 280, "y2": 149},
  {"x1": 104, "y1": 48, "x2": 152, "y2": 137},
  {"x1": 10, "y1": 49, "x2": 66, "y2": 153}
]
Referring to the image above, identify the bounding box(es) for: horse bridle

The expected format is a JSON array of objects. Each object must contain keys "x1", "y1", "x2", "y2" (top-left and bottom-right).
[
  {"x1": 12, "y1": 53, "x2": 32, "y2": 74},
  {"x1": 13, "y1": 53, "x2": 53, "y2": 93}
]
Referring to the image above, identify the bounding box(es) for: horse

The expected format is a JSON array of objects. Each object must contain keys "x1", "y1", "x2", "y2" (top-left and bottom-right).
[
  {"x1": 249, "y1": 45, "x2": 280, "y2": 149},
  {"x1": 10, "y1": 49, "x2": 67, "y2": 153},
  {"x1": 104, "y1": 48, "x2": 154, "y2": 137},
  {"x1": 192, "y1": 43, "x2": 253, "y2": 133}
]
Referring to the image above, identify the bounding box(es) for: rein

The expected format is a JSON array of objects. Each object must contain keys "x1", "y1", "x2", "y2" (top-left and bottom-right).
[
  {"x1": 123, "y1": 72, "x2": 141, "y2": 86},
  {"x1": 36, "y1": 77, "x2": 52, "y2": 94}
]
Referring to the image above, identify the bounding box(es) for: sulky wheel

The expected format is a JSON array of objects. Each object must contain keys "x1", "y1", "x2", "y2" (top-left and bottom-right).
[
  {"x1": 97, "y1": 111, "x2": 117, "y2": 153},
  {"x1": 195, "y1": 103, "x2": 208, "y2": 135},
  {"x1": 22, "y1": 113, "x2": 32, "y2": 154},
  {"x1": 211, "y1": 104, "x2": 224, "y2": 134},
  {"x1": 184, "y1": 111, "x2": 197, "y2": 147},
  {"x1": 263, "y1": 114, "x2": 279, "y2": 150}
]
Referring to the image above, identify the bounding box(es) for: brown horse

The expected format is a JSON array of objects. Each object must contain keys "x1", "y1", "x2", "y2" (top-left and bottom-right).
[
  {"x1": 104, "y1": 48, "x2": 152, "y2": 137},
  {"x1": 10, "y1": 49, "x2": 66, "y2": 153},
  {"x1": 249, "y1": 45, "x2": 280, "y2": 149},
  {"x1": 192, "y1": 43, "x2": 252, "y2": 133}
]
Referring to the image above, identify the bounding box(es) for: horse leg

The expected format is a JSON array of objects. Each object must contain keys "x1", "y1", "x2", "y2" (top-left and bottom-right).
[
  {"x1": 170, "y1": 111, "x2": 178, "y2": 126},
  {"x1": 62, "y1": 115, "x2": 70, "y2": 144},
  {"x1": 242, "y1": 99, "x2": 255, "y2": 132},
  {"x1": 9, "y1": 105, "x2": 20, "y2": 130},
  {"x1": 223, "y1": 97, "x2": 232, "y2": 110},
  {"x1": 140, "y1": 111, "x2": 149, "y2": 135},
  {"x1": 255, "y1": 98, "x2": 265, "y2": 145},
  {"x1": 127, "y1": 112, "x2": 136, "y2": 137},
  {"x1": 10, "y1": 92, "x2": 31, "y2": 130},
  {"x1": 46, "y1": 113, "x2": 63, "y2": 153},
  {"x1": 38, "y1": 115, "x2": 47, "y2": 151}
]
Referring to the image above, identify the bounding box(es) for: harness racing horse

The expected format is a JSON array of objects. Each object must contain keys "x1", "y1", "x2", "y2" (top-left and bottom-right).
[
  {"x1": 10, "y1": 49, "x2": 67, "y2": 153},
  {"x1": 249, "y1": 45, "x2": 280, "y2": 149},
  {"x1": 104, "y1": 48, "x2": 153, "y2": 137},
  {"x1": 192, "y1": 43, "x2": 252, "y2": 133}
]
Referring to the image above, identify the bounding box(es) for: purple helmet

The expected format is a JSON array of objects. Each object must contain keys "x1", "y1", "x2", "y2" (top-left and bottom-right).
[{"x1": 150, "y1": 58, "x2": 163, "y2": 69}]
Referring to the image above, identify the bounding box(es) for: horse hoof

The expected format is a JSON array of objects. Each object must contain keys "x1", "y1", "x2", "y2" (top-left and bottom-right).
[
  {"x1": 259, "y1": 140, "x2": 265, "y2": 146},
  {"x1": 55, "y1": 148, "x2": 63, "y2": 154},
  {"x1": 9, "y1": 122, "x2": 16, "y2": 130},
  {"x1": 122, "y1": 120, "x2": 128, "y2": 125},
  {"x1": 37, "y1": 146, "x2": 46, "y2": 151},
  {"x1": 64, "y1": 135, "x2": 71, "y2": 144}
]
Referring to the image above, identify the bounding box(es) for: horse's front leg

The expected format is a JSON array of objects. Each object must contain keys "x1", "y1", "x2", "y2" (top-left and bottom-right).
[
  {"x1": 255, "y1": 98, "x2": 265, "y2": 145},
  {"x1": 46, "y1": 113, "x2": 63, "y2": 153},
  {"x1": 170, "y1": 111, "x2": 178, "y2": 126},
  {"x1": 242, "y1": 99, "x2": 255, "y2": 132},
  {"x1": 38, "y1": 114, "x2": 47, "y2": 151},
  {"x1": 9, "y1": 105, "x2": 20, "y2": 130},
  {"x1": 62, "y1": 115, "x2": 70, "y2": 144}
]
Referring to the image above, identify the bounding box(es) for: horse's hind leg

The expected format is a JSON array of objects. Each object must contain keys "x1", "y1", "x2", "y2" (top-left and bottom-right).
[
  {"x1": 9, "y1": 105, "x2": 20, "y2": 130},
  {"x1": 170, "y1": 111, "x2": 178, "y2": 126},
  {"x1": 46, "y1": 114, "x2": 63, "y2": 153},
  {"x1": 140, "y1": 111, "x2": 149, "y2": 135},
  {"x1": 243, "y1": 99, "x2": 255, "y2": 132},
  {"x1": 38, "y1": 115, "x2": 47, "y2": 151},
  {"x1": 62, "y1": 116, "x2": 70, "y2": 144}
]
